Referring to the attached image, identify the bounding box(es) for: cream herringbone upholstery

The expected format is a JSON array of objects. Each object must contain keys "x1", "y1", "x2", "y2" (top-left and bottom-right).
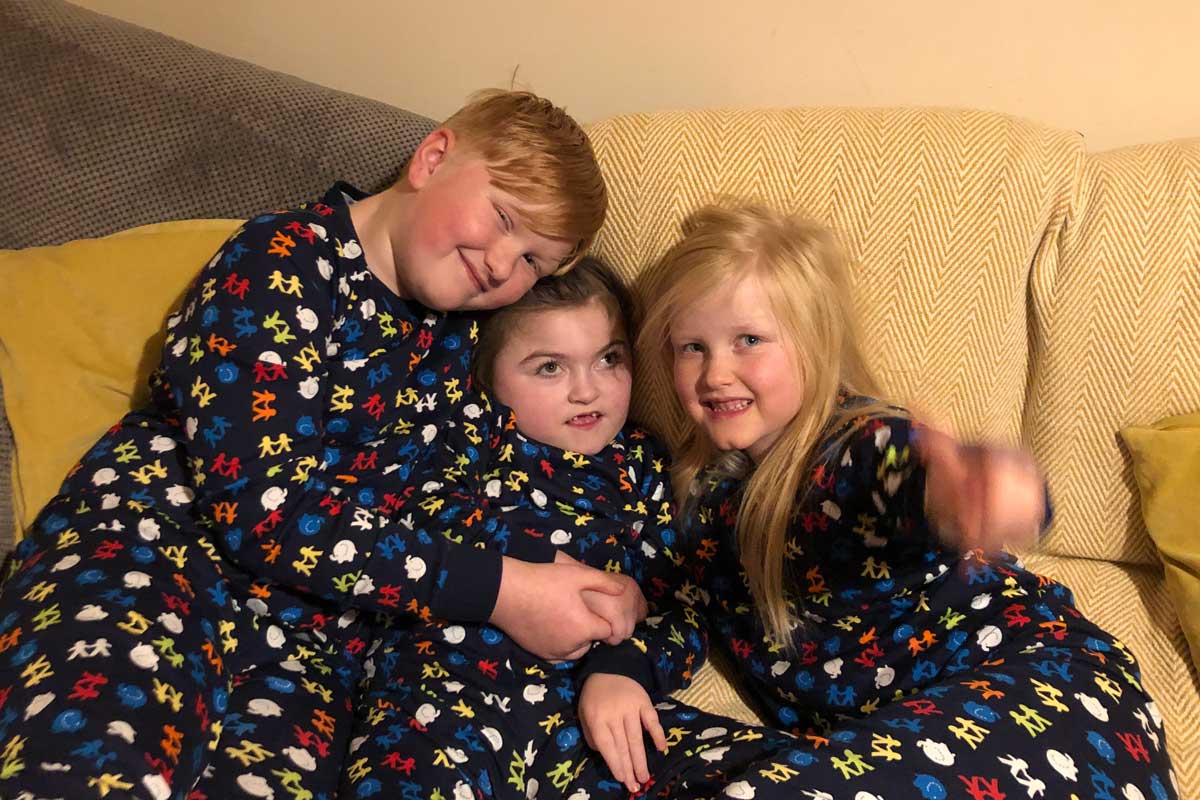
[
  {"x1": 586, "y1": 108, "x2": 1083, "y2": 454},
  {"x1": 583, "y1": 109, "x2": 1198, "y2": 797},
  {"x1": 1027, "y1": 139, "x2": 1200, "y2": 565}
]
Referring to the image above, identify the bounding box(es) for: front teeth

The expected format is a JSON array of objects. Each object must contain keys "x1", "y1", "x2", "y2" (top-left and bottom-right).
[{"x1": 708, "y1": 400, "x2": 750, "y2": 412}]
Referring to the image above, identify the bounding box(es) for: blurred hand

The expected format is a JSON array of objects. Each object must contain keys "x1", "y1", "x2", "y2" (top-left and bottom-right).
[{"x1": 915, "y1": 425, "x2": 1045, "y2": 554}]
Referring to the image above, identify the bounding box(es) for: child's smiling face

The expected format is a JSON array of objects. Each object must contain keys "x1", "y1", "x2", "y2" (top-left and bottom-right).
[
  {"x1": 669, "y1": 275, "x2": 805, "y2": 462},
  {"x1": 396, "y1": 140, "x2": 574, "y2": 311},
  {"x1": 490, "y1": 299, "x2": 632, "y2": 454}
]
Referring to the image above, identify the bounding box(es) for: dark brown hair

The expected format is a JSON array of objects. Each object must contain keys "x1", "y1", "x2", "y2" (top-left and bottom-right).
[{"x1": 472, "y1": 256, "x2": 635, "y2": 392}]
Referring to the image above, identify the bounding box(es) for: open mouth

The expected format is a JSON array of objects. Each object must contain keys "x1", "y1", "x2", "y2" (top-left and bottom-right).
[
  {"x1": 567, "y1": 412, "x2": 603, "y2": 429},
  {"x1": 703, "y1": 399, "x2": 752, "y2": 417}
]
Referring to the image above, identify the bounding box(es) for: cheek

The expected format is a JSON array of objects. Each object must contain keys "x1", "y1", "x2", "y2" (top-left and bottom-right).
[
  {"x1": 672, "y1": 363, "x2": 700, "y2": 408},
  {"x1": 488, "y1": 274, "x2": 538, "y2": 309}
]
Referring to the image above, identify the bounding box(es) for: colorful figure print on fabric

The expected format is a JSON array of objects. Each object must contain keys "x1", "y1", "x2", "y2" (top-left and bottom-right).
[{"x1": 0, "y1": 185, "x2": 514, "y2": 799}]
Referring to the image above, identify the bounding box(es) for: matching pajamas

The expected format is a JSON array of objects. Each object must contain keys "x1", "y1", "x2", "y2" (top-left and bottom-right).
[
  {"x1": 0, "y1": 184, "x2": 1179, "y2": 800},
  {"x1": 637, "y1": 404, "x2": 1180, "y2": 799},
  {"x1": 0, "y1": 185, "x2": 507, "y2": 799}
]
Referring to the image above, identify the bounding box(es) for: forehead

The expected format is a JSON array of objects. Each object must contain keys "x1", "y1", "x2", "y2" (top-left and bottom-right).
[
  {"x1": 673, "y1": 275, "x2": 777, "y2": 330},
  {"x1": 504, "y1": 301, "x2": 623, "y2": 351}
]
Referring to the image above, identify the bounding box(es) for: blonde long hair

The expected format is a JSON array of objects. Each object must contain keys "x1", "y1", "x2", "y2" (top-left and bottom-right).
[{"x1": 636, "y1": 204, "x2": 890, "y2": 643}]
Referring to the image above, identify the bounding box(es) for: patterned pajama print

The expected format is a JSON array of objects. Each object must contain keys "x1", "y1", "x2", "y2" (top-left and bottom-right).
[
  {"x1": 0, "y1": 185, "x2": 511, "y2": 799},
  {"x1": 338, "y1": 417, "x2": 729, "y2": 800},
  {"x1": 642, "y1": 403, "x2": 1179, "y2": 799}
]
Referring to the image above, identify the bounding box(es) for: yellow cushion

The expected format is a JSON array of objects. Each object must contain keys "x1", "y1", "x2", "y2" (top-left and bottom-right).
[
  {"x1": 0, "y1": 219, "x2": 242, "y2": 540},
  {"x1": 1121, "y1": 412, "x2": 1200, "y2": 670}
]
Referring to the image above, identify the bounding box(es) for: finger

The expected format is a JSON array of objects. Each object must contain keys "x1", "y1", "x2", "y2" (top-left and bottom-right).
[
  {"x1": 575, "y1": 566, "x2": 627, "y2": 596},
  {"x1": 593, "y1": 726, "x2": 624, "y2": 787},
  {"x1": 609, "y1": 721, "x2": 635, "y2": 792},
  {"x1": 641, "y1": 705, "x2": 669, "y2": 753},
  {"x1": 580, "y1": 714, "x2": 595, "y2": 750},
  {"x1": 627, "y1": 711, "x2": 650, "y2": 787}
]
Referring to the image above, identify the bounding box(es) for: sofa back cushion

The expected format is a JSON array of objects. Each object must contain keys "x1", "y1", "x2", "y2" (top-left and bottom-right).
[
  {"x1": 585, "y1": 108, "x2": 1083, "y2": 453},
  {"x1": 1027, "y1": 139, "x2": 1200, "y2": 563}
]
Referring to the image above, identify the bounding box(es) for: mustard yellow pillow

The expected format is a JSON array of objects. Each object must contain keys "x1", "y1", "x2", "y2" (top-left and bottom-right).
[
  {"x1": 1121, "y1": 413, "x2": 1200, "y2": 670},
  {"x1": 0, "y1": 219, "x2": 242, "y2": 540}
]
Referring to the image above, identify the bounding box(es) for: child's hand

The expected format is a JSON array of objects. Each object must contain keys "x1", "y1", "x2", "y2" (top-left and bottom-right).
[
  {"x1": 490, "y1": 557, "x2": 628, "y2": 661},
  {"x1": 579, "y1": 673, "x2": 668, "y2": 793},
  {"x1": 556, "y1": 550, "x2": 649, "y2": 645},
  {"x1": 915, "y1": 425, "x2": 1045, "y2": 554}
]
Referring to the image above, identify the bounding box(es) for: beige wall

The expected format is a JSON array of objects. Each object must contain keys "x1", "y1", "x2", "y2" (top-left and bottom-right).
[{"x1": 75, "y1": 0, "x2": 1200, "y2": 152}]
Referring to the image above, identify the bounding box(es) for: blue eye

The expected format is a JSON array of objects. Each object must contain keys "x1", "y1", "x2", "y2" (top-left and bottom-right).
[
  {"x1": 740, "y1": 335, "x2": 761, "y2": 347},
  {"x1": 679, "y1": 342, "x2": 703, "y2": 354}
]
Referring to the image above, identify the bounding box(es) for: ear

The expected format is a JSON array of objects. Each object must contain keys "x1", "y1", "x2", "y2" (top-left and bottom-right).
[{"x1": 405, "y1": 127, "x2": 457, "y2": 189}]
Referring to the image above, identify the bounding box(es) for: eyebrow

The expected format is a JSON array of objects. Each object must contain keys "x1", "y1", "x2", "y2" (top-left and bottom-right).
[{"x1": 518, "y1": 339, "x2": 627, "y2": 364}]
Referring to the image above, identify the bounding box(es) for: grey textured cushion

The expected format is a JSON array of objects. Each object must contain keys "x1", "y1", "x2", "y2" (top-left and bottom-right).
[{"x1": 0, "y1": 0, "x2": 437, "y2": 556}]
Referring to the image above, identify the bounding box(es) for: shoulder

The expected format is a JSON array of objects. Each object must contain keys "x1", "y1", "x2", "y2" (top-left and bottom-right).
[
  {"x1": 820, "y1": 396, "x2": 916, "y2": 465},
  {"x1": 617, "y1": 424, "x2": 672, "y2": 466}
]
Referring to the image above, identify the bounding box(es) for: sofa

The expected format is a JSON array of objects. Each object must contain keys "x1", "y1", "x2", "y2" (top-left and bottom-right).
[{"x1": 2, "y1": 0, "x2": 1197, "y2": 794}]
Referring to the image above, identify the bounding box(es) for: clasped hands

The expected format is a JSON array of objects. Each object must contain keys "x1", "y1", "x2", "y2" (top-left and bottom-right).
[{"x1": 488, "y1": 549, "x2": 647, "y2": 663}]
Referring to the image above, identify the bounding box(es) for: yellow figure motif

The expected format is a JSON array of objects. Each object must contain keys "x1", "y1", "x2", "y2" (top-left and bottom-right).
[
  {"x1": 225, "y1": 739, "x2": 275, "y2": 767},
  {"x1": 331, "y1": 385, "x2": 355, "y2": 412},
  {"x1": 831, "y1": 749, "x2": 875, "y2": 780},
  {"x1": 191, "y1": 376, "x2": 217, "y2": 408},
  {"x1": 0, "y1": 735, "x2": 26, "y2": 779},
  {"x1": 152, "y1": 678, "x2": 184, "y2": 713},
  {"x1": 20, "y1": 654, "x2": 54, "y2": 689},
  {"x1": 870, "y1": 732, "x2": 902, "y2": 762},
  {"x1": 87, "y1": 773, "x2": 136, "y2": 797},
  {"x1": 1031, "y1": 679, "x2": 1070, "y2": 713},
  {"x1": 117, "y1": 610, "x2": 153, "y2": 637},
  {"x1": 268, "y1": 269, "x2": 304, "y2": 296},
  {"x1": 948, "y1": 716, "x2": 990, "y2": 749},
  {"x1": 113, "y1": 441, "x2": 140, "y2": 464},
  {"x1": 292, "y1": 546, "x2": 324, "y2": 578},
  {"x1": 1010, "y1": 704, "x2": 1053, "y2": 736},
  {"x1": 759, "y1": 762, "x2": 801, "y2": 784},
  {"x1": 259, "y1": 433, "x2": 295, "y2": 458},
  {"x1": 21, "y1": 581, "x2": 55, "y2": 604},
  {"x1": 130, "y1": 460, "x2": 169, "y2": 485},
  {"x1": 261, "y1": 311, "x2": 296, "y2": 346}
]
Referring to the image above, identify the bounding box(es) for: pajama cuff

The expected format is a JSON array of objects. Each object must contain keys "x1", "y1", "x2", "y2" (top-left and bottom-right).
[
  {"x1": 431, "y1": 545, "x2": 503, "y2": 622},
  {"x1": 576, "y1": 642, "x2": 656, "y2": 695}
]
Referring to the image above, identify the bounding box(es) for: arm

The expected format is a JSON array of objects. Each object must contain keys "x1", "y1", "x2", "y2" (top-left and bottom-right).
[
  {"x1": 831, "y1": 412, "x2": 1050, "y2": 553},
  {"x1": 156, "y1": 211, "x2": 503, "y2": 621},
  {"x1": 575, "y1": 432, "x2": 711, "y2": 698}
]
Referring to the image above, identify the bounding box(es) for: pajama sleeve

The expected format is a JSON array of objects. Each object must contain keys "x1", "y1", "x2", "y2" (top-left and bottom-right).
[{"x1": 575, "y1": 433, "x2": 711, "y2": 697}]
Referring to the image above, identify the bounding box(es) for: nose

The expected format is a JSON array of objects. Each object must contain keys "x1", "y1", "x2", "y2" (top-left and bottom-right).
[
  {"x1": 483, "y1": 238, "x2": 521, "y2": 286},
  {"x1": 568, "y1": 369, "x2": 600, "y2": 404},
  {"x1": 700, "y1": 352, "x2": 734, "y2": 390}
]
